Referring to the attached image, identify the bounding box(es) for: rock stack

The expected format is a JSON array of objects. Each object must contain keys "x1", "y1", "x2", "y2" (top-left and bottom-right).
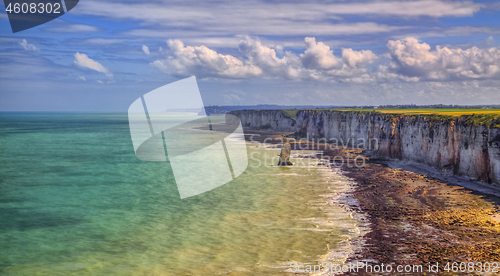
[{"x1": 278, "y1": 141, "x2": 293, "y2": 166}]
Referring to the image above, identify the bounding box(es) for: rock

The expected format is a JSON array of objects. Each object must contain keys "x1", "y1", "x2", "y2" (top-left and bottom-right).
[{"x1": 278, "y1": 141, "x2": 293, "y2": 166}]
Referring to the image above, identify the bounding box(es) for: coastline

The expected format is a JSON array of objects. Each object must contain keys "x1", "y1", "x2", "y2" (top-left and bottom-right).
[
  {"x1": 243, "y1": 130, "x2": 500, "y2": 275},
  {"x1": 245, "y1": 129, "x2": 370, "y2": 275},
  {"x1": 337, "y1": 156, "x2": 500, "y2": 275},
  {"x1": 243, "y1": 130, "x2": 370, "y2": 275},
  {"x1": 229, "y1": 109, "x2": 500, "y2": 186}
]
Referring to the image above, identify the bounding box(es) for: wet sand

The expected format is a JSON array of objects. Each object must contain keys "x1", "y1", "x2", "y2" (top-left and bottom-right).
[{"x1": 243, "y1": 130, "x2": 500, "y2": 275}]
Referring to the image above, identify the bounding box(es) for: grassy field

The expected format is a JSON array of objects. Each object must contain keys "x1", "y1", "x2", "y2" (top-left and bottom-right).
[
  {"x1": 280, "y1": 108, "x2": 500, "y2": 128},
  {"x1": 337, "y1": 108, "x2": 500, "y2": 116}
]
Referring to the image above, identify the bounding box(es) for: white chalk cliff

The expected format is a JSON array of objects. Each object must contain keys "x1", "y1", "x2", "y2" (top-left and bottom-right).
[{"x1": 227, "y1": 110, "x2": 500, "y2": 185}]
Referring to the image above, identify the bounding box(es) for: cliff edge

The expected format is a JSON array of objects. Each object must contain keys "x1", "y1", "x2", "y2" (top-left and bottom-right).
[{"x1": 227, "y1": 110, "x2": 500, "y2": 185}]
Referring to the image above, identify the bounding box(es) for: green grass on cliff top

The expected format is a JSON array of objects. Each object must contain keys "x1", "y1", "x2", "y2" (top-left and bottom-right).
[
  {"x1": 281, "y1": 109, "x2": 300, "y2": 120},
  {"x1": 280, "y1": 108, "x2": 500, "y2": 128},
  {"x1": 338, "y1": 108, "x2": 500, "y2": 116}
]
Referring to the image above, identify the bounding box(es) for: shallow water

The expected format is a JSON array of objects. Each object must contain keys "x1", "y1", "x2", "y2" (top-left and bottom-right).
[{"x1": 0, "y1": 113, "x2": 361, "y2": 275}]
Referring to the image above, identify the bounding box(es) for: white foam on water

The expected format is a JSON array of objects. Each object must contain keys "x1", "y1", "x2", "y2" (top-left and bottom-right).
[{"x1": 263, "y1": 146, "x2": 370, "y2": 275}]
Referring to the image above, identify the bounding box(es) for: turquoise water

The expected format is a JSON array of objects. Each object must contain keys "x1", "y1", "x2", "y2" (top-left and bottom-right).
[{"x1": 0, "y1": 113, "x2": 360, "y2": 275}]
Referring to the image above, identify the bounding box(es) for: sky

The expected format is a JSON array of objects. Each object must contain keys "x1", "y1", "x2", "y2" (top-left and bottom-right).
[{"x1": 1, "y1": 0, "x2": 500, "y2": 111}]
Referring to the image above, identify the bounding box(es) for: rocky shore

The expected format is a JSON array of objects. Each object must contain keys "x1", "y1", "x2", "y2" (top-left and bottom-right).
[
  {"x1": 338, "y1": 157, "x2": 500, "y2": 275},
  {"x1": 240, "y1": 130, "x2": 500, "y2": 275}
]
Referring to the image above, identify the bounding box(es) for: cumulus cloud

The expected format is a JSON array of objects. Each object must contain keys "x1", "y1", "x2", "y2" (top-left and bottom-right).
[
  {"x1": 386, "y1": 37, "x2": 500, "y2": 81},
  {"x1": 238, "y1": 37, "x2": 303, "y2": 79},
  {"x1": 342, "y1": 48, "x2": 377, "y2": 68},
  {"x1": 151, "y1": 39, "x2": 261, "y2": 79},
  {"x1": 300, "y1": 37, "x2": 342, "y2": 70},
  {"x1": 142, "y1": 45, "x2": 150, "y2": 55},
  {"x1": 151, "y1": 36, "x2": 500, "y2": 84},
  {"x1": 297, "y1": 38, "x2": 377, "y2": 82},
  {"x1": 152, "y1": 36, "x2": 376, "y2": 82},
  {"x1": 74, "y1": 52, "x2": 113, "y2": 78},
  {"x1": 19, "y1": 39, "x2": 37, "y2": 51},
  {"x1": 481, "y1": 36, "x2": 495, "y2": 48}
]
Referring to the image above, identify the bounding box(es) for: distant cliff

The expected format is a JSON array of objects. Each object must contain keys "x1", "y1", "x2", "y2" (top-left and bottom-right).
[
  {"x1": 227, "y1": 110, "x2": 500, "y2": 185},
  {"x1": 227, "y1": 110, "x2": 296, "y2": 132}
]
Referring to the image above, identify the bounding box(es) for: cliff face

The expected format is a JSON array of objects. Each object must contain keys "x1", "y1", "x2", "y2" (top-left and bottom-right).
[
  {"x1": 228, "y1": 110, "x2": 500, "y2": 185},
  {"x1": 226, "y1": 110, "x2": 295, "y2": 132}
]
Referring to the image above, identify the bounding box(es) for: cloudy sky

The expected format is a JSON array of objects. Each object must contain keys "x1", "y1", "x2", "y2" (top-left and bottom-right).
[{"x1": 1, "y1": 0, "x2": 500, "y2": 111}]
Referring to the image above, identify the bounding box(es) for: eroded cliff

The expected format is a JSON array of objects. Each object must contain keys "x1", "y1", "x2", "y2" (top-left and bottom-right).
[
  {"x1": 227, "y1": 110, "x2": 296, "y2": 132},
  {"x1": 227, "y1": 110, "x2": 500, "y2": 185}
]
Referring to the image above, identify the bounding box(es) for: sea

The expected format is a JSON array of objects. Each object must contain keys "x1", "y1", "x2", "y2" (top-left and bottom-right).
[{"x1": 0, "y1": 113, "x2": 363, "y2": 275}]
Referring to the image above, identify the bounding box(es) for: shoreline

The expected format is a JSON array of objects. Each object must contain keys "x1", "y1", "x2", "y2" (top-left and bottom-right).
[
  {"x1": 242, "y1": 130, "x2": 500, "y2": 275},
  {"x1": 384, "y1": 159, "x2": 500, "y2": 198},
  {"x1": 243, "y1": 130, "x2": 370, "y2": 274},
  {"x1": 337, "y1": 159, "x2": 500, "y2": 275},
  {"x1": 311, "y1": 161, "x2": 371, "y2": 276}
]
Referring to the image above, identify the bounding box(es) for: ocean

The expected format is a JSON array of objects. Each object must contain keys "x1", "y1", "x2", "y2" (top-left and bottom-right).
[{"x1": 0, "y1": 113, "x2": 362, "y2": 275}]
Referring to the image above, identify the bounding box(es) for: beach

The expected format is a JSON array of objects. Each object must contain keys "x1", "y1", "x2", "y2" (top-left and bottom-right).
[
  {"x1": 246, "y1": 130, "x2": 500, "y2": 275},
  {"x1": 339, "y1": 159, "x2": 500, "y2": 275}
]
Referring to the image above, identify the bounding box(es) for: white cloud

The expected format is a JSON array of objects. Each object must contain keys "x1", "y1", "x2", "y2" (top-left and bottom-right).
[
  {"x1": 443, "y1": 26, "x2": 500, "y2": 37},
  {"x1": 142, "y1": 45, "x2": 150, "y2": 55},
  {"x1": 126, "y1": 23, "x2": 406, "y2": 38},
  {"x1": 175, "y1": 37, "x2": 245, "y2": 48},
  {"x1": 76, "y1": 0, "x2": 481, "y2": 28},
  {"x1": 47, "y1": 24, "x2": 99, "y2": 33},
  {"x1": 78, "y1": 76, "x2": 86, "y2": 81},
  {"x1": 151, "y1": 39, "x2": 261, "y2": 79},
  {"x1": 83, "y1": 38, "x2": 126, "y2": 45},
  {"x1": 152, "y1": 36, "x2": 377, "y2": 82},
  {"x1": 151, "y1": 36, "x2": 500, "y2": 84},
  {"x1": 238, "y1": 37, "x2": 304, "y2": 79},
  {"x1": 392, "y1": 26, "x2": 500, "y2": 40},
  {"x1": 481, "y1": 36, "x2": 495, "y2": 48},
  {"x1": 322, "y1": 0, "x2": 481, "y2": 17},
  {"x1": 74, "y1": 53, "x2": 113, "y2": 78},
  {"x1": 300, "y1": 37, "x2": 342, "y2": 70},
  {"x1": 386, "y1": 37, "x2": 500, "y2": 81},
  {"x1": 19, "y1": 39, "x2": 37, "y2": 51},
  {"x1": 342, "y1": 48, "x2": 377, "y2": 68},
  {"x1": 145, "y1": 34, "x2": 500, "y2": 88},
  {"x1": 76, "y1": 0, "x2": 472, "y2": 38}
]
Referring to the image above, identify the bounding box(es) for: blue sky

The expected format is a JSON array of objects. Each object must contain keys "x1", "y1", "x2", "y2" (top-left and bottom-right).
[{"x1": 1, "y1": 0, "x2": 500, "y2": 111}]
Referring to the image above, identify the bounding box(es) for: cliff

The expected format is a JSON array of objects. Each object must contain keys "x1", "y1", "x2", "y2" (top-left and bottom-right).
[
  {"x1": 226, "y1": 110, "x2": 296, "y2": 132},
  {"x1": 227, "y1": 110, "x2": 500, "y2": 185}
]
